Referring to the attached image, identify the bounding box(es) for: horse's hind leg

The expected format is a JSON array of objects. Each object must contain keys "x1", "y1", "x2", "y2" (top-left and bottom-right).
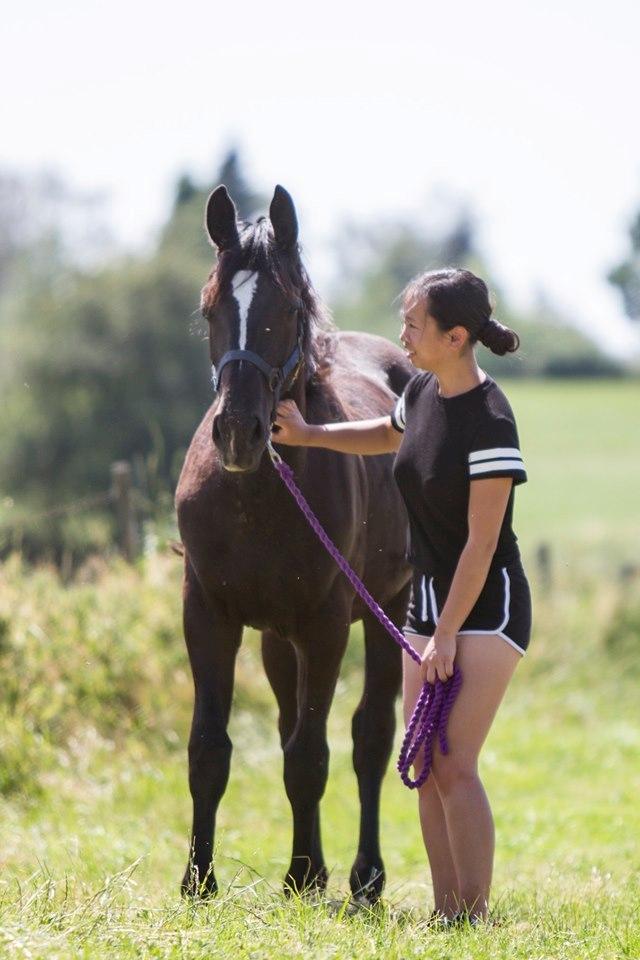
[
  {"x1": 349, "y1": 587, "x2": 408, "y2": 903},
  {"x1": 181, "y1": 560, "x2": 242, "y2": 898}
]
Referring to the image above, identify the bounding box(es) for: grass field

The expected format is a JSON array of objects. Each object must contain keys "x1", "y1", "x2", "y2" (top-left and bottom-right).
[
  {"x1": 505, "y1": 379, "x2": 640, "y2": 572},
  {"x1": 1, "y1": 379, "x2": 639, "y2": 958}
]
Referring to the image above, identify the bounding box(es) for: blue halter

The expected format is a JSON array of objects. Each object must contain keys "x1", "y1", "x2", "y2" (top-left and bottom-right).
[{"x1": 211, "y1": 310, "x2": 304, "y2": 418}]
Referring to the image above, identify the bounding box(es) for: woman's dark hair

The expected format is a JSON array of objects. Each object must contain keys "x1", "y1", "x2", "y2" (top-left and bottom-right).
[{"x1": 401, "y1": 268, "x2": 520, "y2": 356}]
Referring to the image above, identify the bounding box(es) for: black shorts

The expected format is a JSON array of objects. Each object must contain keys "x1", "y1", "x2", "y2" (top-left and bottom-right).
[{"x1": 404, "y1": 558, "x2": 532, "y2": 656}]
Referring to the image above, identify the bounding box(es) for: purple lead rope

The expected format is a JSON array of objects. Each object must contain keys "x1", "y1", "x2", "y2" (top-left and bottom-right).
[{"x1": 267, "y1": 443, "x2": 462, "y2": 789}]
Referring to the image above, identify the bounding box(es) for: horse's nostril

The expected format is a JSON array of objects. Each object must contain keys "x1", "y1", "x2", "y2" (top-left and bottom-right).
[
  {"x1": 212, "y1": 415, "x2": 222, "y2": 444},
  {"x1": 252, "y1": 417, "x2": 263, "y2": 442}
]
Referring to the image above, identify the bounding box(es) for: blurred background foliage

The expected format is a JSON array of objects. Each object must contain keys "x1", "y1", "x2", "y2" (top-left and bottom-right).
[{"x1": 0, "y1": 147, "x2": 638, "y2": 562}]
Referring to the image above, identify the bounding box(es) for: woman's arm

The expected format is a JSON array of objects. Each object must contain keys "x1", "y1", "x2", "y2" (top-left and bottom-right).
[
  {"x1": 421, "y1": 477, "x2": 513, "y2": 683},
  {"x1": 272, "y1": 399, "x2": 402, "y2": 455}
]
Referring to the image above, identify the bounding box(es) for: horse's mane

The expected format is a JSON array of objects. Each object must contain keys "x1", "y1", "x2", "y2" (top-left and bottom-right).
[{"x1": 201, "y1": 217, "x2": 337, "y2": 383}]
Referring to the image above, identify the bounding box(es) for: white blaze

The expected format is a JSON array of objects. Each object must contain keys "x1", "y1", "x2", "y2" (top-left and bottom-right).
[{"x1": 231, "y1": 270, "x2": 258, "y2": 349}]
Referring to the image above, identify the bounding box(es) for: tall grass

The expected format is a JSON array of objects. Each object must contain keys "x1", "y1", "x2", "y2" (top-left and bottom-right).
[{"x1": 1, "y1": 550, "x2": 639, "y2": 957}]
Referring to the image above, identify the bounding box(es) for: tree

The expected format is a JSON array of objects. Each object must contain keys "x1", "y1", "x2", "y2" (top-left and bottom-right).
[
  {"x1": 329, "y1": 213, "x2": 623, "y2": 379},
  {"x1": 157, "y1": 146, "x2": 266, "y2": 267},
  {"x1": 608, "y1": 210, "x2": 640, "y2": 321},
  {"x1": 330, "y1": 210, "x2": 480, "y2": 340},
  {"x1": 0, "y1": 171, "x2": 112, "y2": 295},
  {"x1": 215, "y1": 149, "x2": 264, "y2": 220},
  {"x1": 0, "y1": 148, "x2": 267, "y2": 559}
]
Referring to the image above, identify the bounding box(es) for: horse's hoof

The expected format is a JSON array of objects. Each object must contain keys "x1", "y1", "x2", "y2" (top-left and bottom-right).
[
  {"x1": 283, "y1": 863, "x2": 329, "y2": 899},
  {"x1": 324, "y1": 897, "x2": 364, "y2": 917},
  {"x1": 180, "y1": 865, "x2": 218, "y2": 900},
  {"x1": 349, "y1": 860, "x2": 385, "y2": 905}
]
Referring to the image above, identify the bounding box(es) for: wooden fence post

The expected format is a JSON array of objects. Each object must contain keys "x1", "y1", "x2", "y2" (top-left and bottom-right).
[
  {"x1": 535, "y1": 542, "x2": 552, "y2": 592},
  {"x1": 111, "y1": 461, "x2": 138, "y2": 561},
  {"x1": 618, "y1": 563, "x2": 640, "y2": 585}
]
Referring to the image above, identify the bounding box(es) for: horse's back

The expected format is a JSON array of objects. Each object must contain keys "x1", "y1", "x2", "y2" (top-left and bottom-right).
[{"x1": 328, "y1": 331, "x2": 413, "y2": 420}]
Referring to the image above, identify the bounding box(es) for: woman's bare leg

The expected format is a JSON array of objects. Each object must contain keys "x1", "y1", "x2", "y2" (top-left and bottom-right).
[
  {"x1": 417, "y1": 776, "x2": 459, "y2": 917},
  {"x1": 430, "y1": 633, "x2": 522, "y2": 920},
  {"x1": 403, "y1": 638, "x2": 459, "y2": 917}
]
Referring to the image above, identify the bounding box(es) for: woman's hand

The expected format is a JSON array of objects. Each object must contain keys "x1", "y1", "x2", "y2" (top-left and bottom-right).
[
  {"x1": 271, "y1": 399, "x2": 311, "y2": 446},
  {"x1": 420, "y1": 629, "x2": 457, "y2": 684}
]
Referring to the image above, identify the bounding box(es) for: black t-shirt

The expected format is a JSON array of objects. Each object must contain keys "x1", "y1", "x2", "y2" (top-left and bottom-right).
[{"x1": 390, "y1": 372, "x2": 527, "y2": 579}]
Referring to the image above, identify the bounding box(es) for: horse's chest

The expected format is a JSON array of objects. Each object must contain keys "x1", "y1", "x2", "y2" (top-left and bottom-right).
[
  {"x1": 198, "y1": 554, "x2": 330, "y2": 633},
  {"x1": 183, "y1": 503, "x2": 356, "y2": 631},
  {"x1": 176, "y1": 444, "x2": 370, "y2": 631}
]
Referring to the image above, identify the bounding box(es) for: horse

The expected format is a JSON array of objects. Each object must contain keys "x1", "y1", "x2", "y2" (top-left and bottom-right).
[{"x1": 175, "y1": 184, "x2": 413, "y2": 902}]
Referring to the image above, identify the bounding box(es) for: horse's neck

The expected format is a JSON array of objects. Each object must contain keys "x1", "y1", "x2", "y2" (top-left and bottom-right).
[
  {"x1": 290, "y1": 363, "x2": 309, "y2": 418},
  {"x1": 276, "y1": 370, "x2": 310, "y2": 473}
]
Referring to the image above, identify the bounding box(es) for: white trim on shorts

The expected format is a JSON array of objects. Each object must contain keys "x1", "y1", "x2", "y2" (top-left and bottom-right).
[
  {"x1": 428, "y1": 567, "x2": 525, "y2": 657},
  {"x1": 420, "y1": 574, "x2": 428, "y2": 621}
]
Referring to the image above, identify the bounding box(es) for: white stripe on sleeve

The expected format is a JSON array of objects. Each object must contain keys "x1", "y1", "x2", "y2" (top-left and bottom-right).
[
  {"x1": 469, "y1": 459, "x2": 526, "y2": 476},
  {"x1": 394, "y1": 393, "x2": 406, "y2": 429},
  {"x1": 468, "y1": 447, "x2": 521, "y2": 463}
]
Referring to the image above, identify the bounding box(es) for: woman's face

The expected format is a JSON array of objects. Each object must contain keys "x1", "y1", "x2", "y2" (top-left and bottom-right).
[
  {"x1": 400, "y1": 298, "x2": 470, "y2": 370},
  {"x1": 399, "y1": 299, "x2": 448, "y2": 370}
]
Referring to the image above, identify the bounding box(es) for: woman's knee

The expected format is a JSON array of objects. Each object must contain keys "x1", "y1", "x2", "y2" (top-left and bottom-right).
[{"x1": 431, "y1": 750, "x2": 479, "y2": 796}]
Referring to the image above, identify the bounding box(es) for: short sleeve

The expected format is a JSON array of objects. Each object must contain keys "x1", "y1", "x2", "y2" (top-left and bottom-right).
[
  {"x1": 389, "y1": 373, "x2": 425, "y2": 433},
  {"x1": 390, "y1": 391, "x2": 407, "y2": 433},
  {"x1": 468, "y1": 416, "x2": 527, "y2": 485}
]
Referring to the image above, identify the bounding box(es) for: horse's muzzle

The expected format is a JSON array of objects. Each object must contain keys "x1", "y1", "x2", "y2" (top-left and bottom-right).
[{"x1": 212, "y1": 412, "x2": 266, "y2": 473}]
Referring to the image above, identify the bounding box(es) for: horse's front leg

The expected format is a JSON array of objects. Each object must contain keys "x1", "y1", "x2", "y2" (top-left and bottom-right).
[
  {"x1": 261, "y1": 629, "x2": 298, "y2": 749},
  {"x1": 180, "y1": 561, "x2": 242, "y2": 898},
  {"x1": 283, "y1": 608, "x2": 350, "y2": 896}
]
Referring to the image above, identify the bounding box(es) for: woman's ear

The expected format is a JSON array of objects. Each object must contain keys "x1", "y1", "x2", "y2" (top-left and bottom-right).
[{"x1": 448, "y1": 325, "x2": 470, "y2": 349}]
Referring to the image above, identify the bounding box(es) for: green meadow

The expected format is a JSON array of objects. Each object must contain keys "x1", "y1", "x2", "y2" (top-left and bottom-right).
[
  {"x1": 0, "y1": 379, "x2": 639, "y2": 958},
  {"x1": 507, "y1": 379, "x2": 640, "y2": 571}
]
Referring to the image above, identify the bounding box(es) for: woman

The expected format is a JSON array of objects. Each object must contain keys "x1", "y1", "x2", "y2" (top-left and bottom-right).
[{"x1": 272, "y1": 268, "x2": 531, "y2": 925}]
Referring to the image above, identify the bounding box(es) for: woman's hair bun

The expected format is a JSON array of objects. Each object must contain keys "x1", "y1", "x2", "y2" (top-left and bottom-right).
[{"x1": 478, "y1": 317, "x2": 520, "y2": 356}]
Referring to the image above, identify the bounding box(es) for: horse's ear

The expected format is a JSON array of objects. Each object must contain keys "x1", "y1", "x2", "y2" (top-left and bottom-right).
[
  {"x1": 269, "y1": 185, "x2": 298, "y2": 250},
  {"x1": 205, "y1": 185, "x2": 240, "y2": 251}
]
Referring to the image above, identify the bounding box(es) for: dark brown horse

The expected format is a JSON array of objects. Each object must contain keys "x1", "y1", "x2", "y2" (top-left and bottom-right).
[{"x1": 175, "y1": 184, "x2": 413, "y2": 901}]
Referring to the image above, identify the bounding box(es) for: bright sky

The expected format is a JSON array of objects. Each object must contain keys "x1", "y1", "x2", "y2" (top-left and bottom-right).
[{"x1": 2, "y1": 0, "x2": 639, "y2": 357}]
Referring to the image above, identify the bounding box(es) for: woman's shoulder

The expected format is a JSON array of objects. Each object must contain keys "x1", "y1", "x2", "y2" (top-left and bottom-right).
[
  {"x1": 481, "y1": 376, "x2": 518, "y2": 422},
  {"x1": 468, "y1": 376, "x2": 523, "y2": 454},
  {"x1": 404, "y1": 370, "x2": 435, "y2": 402}
]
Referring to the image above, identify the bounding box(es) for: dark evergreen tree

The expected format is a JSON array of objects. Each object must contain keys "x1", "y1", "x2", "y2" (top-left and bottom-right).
[
  {"x1": 215, "y1": 148, "x2": 264, "y2": 220},
  {"x1": 174, "y1": 174, "x2": 198, "y2": 207},
  {"x1": 158, "y1": 146, "x2": 266, "y2": 265},
  {"x1": 608, "y1": 210, "x2": 640, "y2": 321}
]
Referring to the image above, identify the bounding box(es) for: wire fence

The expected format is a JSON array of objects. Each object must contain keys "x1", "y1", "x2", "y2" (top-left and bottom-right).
[
  {"x1": 1, "y1": 465, "x2": 638, "y2": 586},
  {"x1": 0, "y1": 461, "x2": 140, "y2": 562},
  {"x1": 11, "y1": 490, "x2": 114, "y2": 523}
]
